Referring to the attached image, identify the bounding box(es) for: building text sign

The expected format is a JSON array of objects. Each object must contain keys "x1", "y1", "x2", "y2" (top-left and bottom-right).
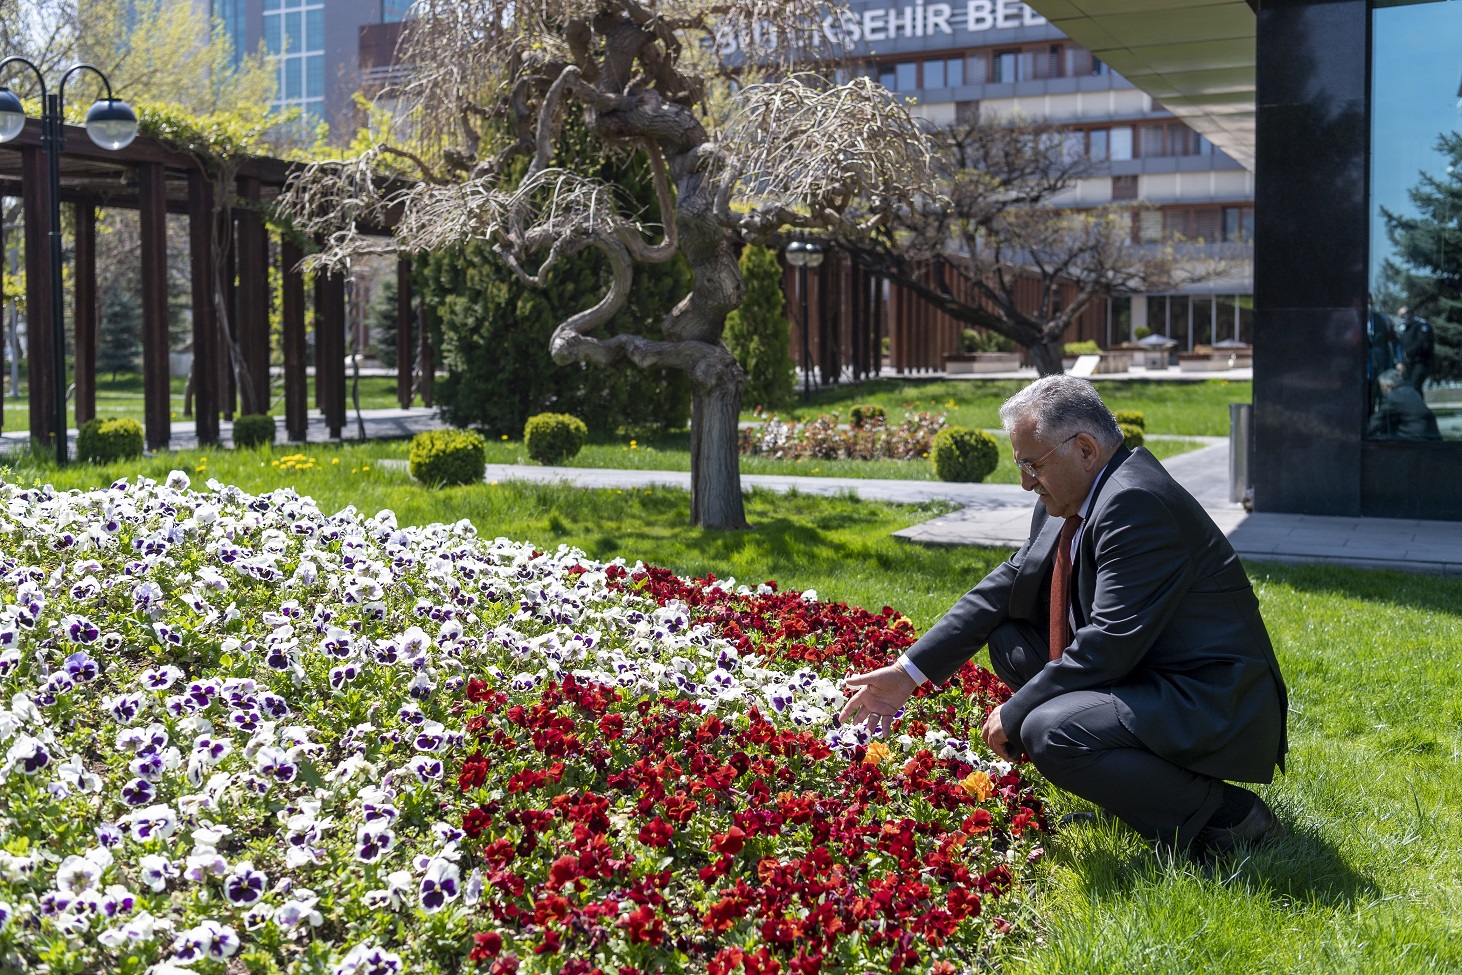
[{"x1": 714, "y1": 2, "x2": 1048, "y2": 57}]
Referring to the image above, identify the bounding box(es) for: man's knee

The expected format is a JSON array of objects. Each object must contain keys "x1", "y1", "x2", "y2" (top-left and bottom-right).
[
  {"x1": 1018, "y1": 695, "x2": 1113, "y2": 780},
  {"x1": 988, "y1": 621, "x2": 1046, "y2": 690}
]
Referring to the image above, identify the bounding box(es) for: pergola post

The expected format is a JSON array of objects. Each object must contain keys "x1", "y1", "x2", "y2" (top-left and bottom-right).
[
  {"x1": 315, "y1": 269, "x2": 346, "y2": 439},
  {"x1": 281, "y1": 239, "x2": 308, "y2": 442},
  {"x1": 21, "y1": 144, "x2": 55, "y2": 448},
  {"x1": 187, "y1": 170, "x2": 219, "y2": 446},
  {"x1": 235, "y1": 176, "x2": 269, "y2": 416},
  {"x1": 72, "y1": 201, "x2": 97, "y2": 426},
  {"x1": 396, "y1": 257, "x2": 412, "y2": 408},
  {"x1": 138, "y1": 162, "x2": 170, "y2": 451},
  {"x1": 220, "y1": 207, "x2": 237, "y2": 420}
]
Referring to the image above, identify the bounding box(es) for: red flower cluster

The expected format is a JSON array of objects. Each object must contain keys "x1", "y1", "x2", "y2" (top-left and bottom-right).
[{"x1": 453, "y1": 566, "x2": 1047, "y2": 972}]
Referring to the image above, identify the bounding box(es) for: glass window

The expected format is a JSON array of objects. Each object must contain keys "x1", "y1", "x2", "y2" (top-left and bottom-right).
[
  {"x1": 1138, "y1": 210, "x2": 1162, "y2": 243},
  {"x1": 879, "y1": 66, "x2": 896, "y2": 90},
  {"x1": 384, "y1": 0, "x2": 413, "y2": 20},
  {"x1": 264, "y1": 16, "x2": 282, "y2": 54},
  {"x1": 945, "y1": 57, "x2": 964, "y2": 88},
  {"x1": 306, "y1": 8, "x2": 324, "y2": 50},
  {"x1": 1236, "y1": 296, "x2": 1254, "y2": 346},
  {"x1": 306, "y1": 54, "x2": 324, "y2": 98},
  {"x1": 993, "y1": 51, "x2": 1017, "y2": 84},
  {"x1": 1089, "y1": 129, "x2": 1108, "y2": 161},
  {"x1": 1369, "y1": 0, "x2": 1459, "y2": 440},
  {"x1": 285, "y1": 57, "x2": 302, "y2": 100},
  {"x1": 1110, "y1": 126, "x2": 1132, "y2": 161},
  {"x1": 1191, "y1": 296, "x2": 1215, "y2": 347},
  {"x1": 895, "y1": 62, "x2": 918, "y2": 91},
  {"x1": 1168, "y1": 295, "x2": 1191, "y2": 351},
  {"x1": 966, "y1": 53, "x2": 989, "y2": 84},
  {"x1": 923, "y1": 59, "x2": 945, "y2": 89},
  {"x1": 264, "y1": 0, "x2": 280, "y2": 10}
]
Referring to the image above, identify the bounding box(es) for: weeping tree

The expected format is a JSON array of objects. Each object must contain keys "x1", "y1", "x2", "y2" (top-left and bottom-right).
[
  {"x1": 277, "y1": 0, "x2": 934, "y2": 529},
  {"x1": 837, "y1": 112, "x2": 1245, "y2": 376}
]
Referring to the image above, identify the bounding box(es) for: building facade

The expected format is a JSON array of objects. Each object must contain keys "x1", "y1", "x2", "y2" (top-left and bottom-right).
[
  {"x1": 210, "y1": 0, "x2": 409, "y2": 134},
  {"x1": 783, "y1": 0, "x2": 1256, "y2": 370}
]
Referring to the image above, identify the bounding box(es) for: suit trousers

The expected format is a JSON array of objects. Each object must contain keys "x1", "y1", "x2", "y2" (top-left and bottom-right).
[{"x1": 988, "y1": 620, "x2": 1226, "y2": 847}]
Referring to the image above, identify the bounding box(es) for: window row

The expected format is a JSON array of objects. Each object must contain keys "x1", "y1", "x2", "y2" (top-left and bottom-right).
[
  {"x1": 1131, "y1": 206, "x2": 1253, "y2": 244},
  {"x1": 1067, "y1": 123, "x2": 1213, "y2": 163},
  {"x1": 1108, "y1": 295, "x2": 1254, "y2": 350},
  {"x1": 860, "y1": 42, "x2": 1108, "y2": 92}
]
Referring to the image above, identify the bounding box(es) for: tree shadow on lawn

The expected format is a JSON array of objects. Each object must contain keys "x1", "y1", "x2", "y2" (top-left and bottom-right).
[{"x1": 1050, "y1": 814, "x2": 1375, "y2": 913}]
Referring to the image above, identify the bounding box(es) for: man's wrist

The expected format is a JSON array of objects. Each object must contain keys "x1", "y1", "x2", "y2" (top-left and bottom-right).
[{"x1": 896, "y1": 654, "x2": 929, "y2": 688}]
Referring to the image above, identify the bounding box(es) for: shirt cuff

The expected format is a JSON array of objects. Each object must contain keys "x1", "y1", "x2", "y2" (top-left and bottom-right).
[{"x1": 897, "y1": 654, "x2": 929, "y2": 687}]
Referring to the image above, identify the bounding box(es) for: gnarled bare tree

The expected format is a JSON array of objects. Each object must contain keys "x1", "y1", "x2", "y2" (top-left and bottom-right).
[
  {"x1": 836, "y1": 112, "x2": 1250, "y2": 376},
  {"x1": 277, "y1": 0, "x2": 935, "y2": 529}
]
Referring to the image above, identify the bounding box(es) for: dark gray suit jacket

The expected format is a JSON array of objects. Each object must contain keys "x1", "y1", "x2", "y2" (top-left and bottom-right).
[{"x1": 907, "y1": 447, "x2": 1287, "y2": 784}]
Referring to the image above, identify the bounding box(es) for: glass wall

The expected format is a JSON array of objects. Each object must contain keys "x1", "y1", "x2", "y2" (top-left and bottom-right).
[
  {"x1": 264, "y1": 0, "x2": 326, "y2": 122},
  {"x1": 1368, "y1": 0, "x2": 1461, "y2": 441}
]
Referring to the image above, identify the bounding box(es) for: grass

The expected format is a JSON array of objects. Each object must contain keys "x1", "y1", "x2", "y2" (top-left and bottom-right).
[
  {"x1": 12, "y1": 381, "x2": 1459, "y2": 973},
  {"x1": 0, "y1": 372, "x2": 407, "y2": 434}
]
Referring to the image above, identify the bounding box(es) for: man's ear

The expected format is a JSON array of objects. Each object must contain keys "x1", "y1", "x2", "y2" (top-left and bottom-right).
[{"x1": 1076, "y1": 432, "x2": 1102, "y2": 468}]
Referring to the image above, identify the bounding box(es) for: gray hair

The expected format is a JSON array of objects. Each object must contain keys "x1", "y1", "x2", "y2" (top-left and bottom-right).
[
  {"x1": 998, "y1": 375, "x2": 1124, "y2": 450},
  {"x1": 1377, "y1": 368, "x2": 1403, "y2": 393}
]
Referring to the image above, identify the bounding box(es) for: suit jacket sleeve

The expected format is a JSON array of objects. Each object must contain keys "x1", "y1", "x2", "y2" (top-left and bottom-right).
[
  {"x1": 903, "y1": 529, "x2": 1036, "y2": 685},
  {"x1": 999, "y1": 485, "x2": 1194, "y2": 753}
]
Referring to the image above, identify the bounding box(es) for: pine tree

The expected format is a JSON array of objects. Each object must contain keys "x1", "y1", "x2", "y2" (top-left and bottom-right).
[
  {"x1": 367, "y1": 274, "x2": 408, "y2": 370},
  {"x1": 1380, "y1": 131, "x2": 1462, "y2": 382},
  {"x1": 97, "y1": 267, "x2": 142, "y2": 380},
  {"x1": 723, "y1": 245, "x2": 794, "y2": 410}
]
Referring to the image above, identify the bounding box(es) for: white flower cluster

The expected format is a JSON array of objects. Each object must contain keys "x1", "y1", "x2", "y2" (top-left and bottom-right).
[{"x1": 0, "y1": 472, "x2": 859, "y2": 973}]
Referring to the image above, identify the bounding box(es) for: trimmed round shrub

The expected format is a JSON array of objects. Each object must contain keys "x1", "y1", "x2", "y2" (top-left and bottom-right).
[
  {"x1": 1063, "y1": 340, "x2": 1101, "y2": 356},
  {"x1": 524, "y1": 412, "x2": 588, "y2": 465},
  {"x1": 930, "y1": 426, "x2": 1000, "y2": 483},
  {"x1": 1120, "y1": 423, "x2": 1145, "y2": 450},
  {"x1": 232, "y1": 414, "x2": 276, "y2": 449},
  {"x1": 409, "y1": 429, "x2": 487, "y2": 487},
  {"x1": 1113, "y1": 409, "x2": 1146, "y2": 430},
  {"x1": 76, "y1": 417, "x2": 143, "y2": 465},
  {"x1": 850, "y1": 404, "x2": 887, "y2": 429}
]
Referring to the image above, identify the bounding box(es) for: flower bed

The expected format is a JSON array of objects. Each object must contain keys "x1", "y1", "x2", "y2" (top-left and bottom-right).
[
  {"x1": 0, "y1": 474, "x2": 1045, "y2": 974},
  {"x1": 739, "y1": 411, "x2": 946, "y2": 462}
]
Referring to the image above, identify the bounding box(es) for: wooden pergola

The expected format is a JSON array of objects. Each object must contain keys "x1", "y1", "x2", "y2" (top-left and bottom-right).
[{"x1": 0, "y1": 118, "x2": 426, "y2": 451}]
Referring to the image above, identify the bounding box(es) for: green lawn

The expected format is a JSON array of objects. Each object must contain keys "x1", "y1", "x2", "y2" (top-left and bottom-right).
[
  {"x1": 6, "y1": 445, "x2": 1462, "y2": 972},
  {"x1": 0, "y1": 371, "x2": 408, "y2": 434}
]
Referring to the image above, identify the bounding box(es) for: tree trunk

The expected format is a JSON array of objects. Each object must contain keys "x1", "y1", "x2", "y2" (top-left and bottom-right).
[
  {"x1": 690, "y1": 365, "x2": 748, "y2": 530},
  {"x1": 1029, "y1": 336, "x2": 1065, "y2": 377}
]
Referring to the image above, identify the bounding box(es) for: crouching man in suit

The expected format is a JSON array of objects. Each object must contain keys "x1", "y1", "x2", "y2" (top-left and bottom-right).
[{"x1": 841, "y1": 376, "x2": 1288, "y2": 855}]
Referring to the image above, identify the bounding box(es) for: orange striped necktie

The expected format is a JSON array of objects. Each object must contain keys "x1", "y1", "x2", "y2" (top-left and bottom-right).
[{"x1": 1048, "y1": 516, "x2": 1083, "y2": 661}]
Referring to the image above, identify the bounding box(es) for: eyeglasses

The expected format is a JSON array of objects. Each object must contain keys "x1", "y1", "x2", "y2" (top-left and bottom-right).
[{"x1": 1014, "y1": 433, "x2": 1079, "y2": 479}]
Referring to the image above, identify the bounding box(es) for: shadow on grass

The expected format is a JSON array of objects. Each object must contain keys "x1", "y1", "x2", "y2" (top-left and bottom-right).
[{"x1": 1051, "y1": 814, "x2": 1375, "y2": 914}]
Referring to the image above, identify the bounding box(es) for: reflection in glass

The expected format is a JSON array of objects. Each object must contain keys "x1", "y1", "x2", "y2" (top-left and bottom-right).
[{"x1": 1370, "y1": 0, "x2": 1462, "y2": 440}]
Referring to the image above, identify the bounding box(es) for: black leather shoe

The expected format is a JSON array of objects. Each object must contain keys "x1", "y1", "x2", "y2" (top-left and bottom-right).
[{"x1": 1196, "y1": 795, "x2": 1286, "y2": 855}]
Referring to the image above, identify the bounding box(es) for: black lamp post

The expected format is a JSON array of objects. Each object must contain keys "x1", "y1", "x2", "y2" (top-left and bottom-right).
[
  {"x1": 784, "y1": 238, "x2": 824, "y2": 400},
  {"x1": 0, "y1": 58, "x2": 138, "y2": 465}
]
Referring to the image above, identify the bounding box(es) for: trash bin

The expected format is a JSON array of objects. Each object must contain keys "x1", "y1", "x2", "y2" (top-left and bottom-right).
[{"x1": 1229, "y1": 403, "x2": 1253, "y2": 504}]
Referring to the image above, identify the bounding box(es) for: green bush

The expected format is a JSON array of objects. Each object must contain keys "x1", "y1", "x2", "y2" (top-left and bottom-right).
[
  {"x1": 1063, "y1": 340, "x2": 1102, "y2": 356},
  {"x1": 959, "y1": 328, "x2": 1015, "y2": 354},
  {"x1": 930, "y1": 426, "x2": 1000, "y2": 483},
  {"x1": 850, "y1": 404, "x2": 886, "y2": 428},
  {"x1": 1120, "y1": 423, "x2": 1146, "y2": 450},
  {"x1": 1113, "y1": 409, "x2": 1146, "y2": 430},
  {"x1": 232, "y1": 414, "x2": 276, "y2": 449},
  {"x1": 408, "y1": 429, "x2": 486, "y2": 487},
  {"x1": 724, "y1": 244, "x2": 795, "y2": 409},
  {"x1": 524, "y1": 413, "x2": 588, "y2": 465},
  {"x1": 76, "y1": 417, "x2": 143, "y2": 465}
]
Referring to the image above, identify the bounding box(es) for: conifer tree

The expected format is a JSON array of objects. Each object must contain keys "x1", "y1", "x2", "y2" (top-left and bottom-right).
[
  {"x1": 723, "y1": 245, "x2": 794, "y2": 410},
  {"x1": 1380, "y1": 131, "x2": 1462, "y2": 382}
]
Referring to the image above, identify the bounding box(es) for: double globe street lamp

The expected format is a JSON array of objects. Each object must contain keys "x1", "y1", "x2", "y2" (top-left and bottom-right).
[
  {"x1": 783, "y1": 238, "x2": 824, "y2": 401},
  {"x1": 0, "y1": 57, "x2": 138, "y2": 464}
]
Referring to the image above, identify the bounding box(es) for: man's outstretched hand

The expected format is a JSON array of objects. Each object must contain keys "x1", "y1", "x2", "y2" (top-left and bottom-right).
[
  {"x1": 982, "y1": 704, "x2": 1019, "y2": 762},
  {"x1": 840, "y1": 664, "x2": 918, "y2": 736}
]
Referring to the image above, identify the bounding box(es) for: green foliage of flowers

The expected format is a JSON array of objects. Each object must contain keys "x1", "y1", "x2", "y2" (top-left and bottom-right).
[
  {"x1": 75, "y1": 417, "x2": 144, "y2": 465},
  {"x1": 409, "y1": 429, "x2": 487, "y2": 487},
  {"x1": 231, "y1": 415, "x2": 276, "y2": 450},
  {"x1": 524, "y1": 414, "x2": 588, "y2": 465},
  {"x1": 849, "y1": 404, "x2": 886, "y2": 429},
  {"x1": 930, "y1": 427, "x2": 1000, "y2": 483}
]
